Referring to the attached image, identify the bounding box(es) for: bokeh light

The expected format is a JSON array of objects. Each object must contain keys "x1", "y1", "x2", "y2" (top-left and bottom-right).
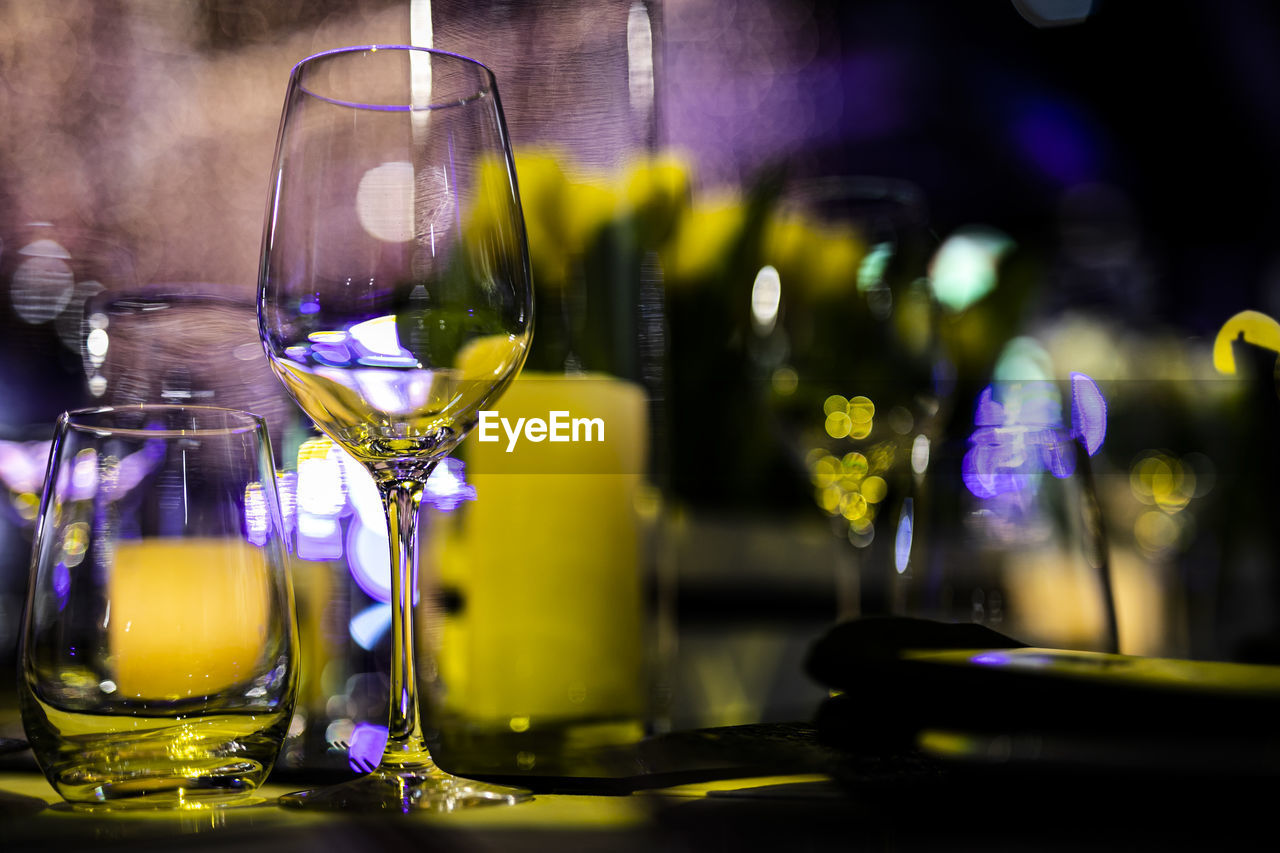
[
  {"x1": 347, "y1": 721, "x2": 389, "y2": 773},
  {"x1": 1213, "y1": 310, "x2": 1280, "y2": 375},
  {"x1": 355, "y1": 161, "x2": 417, "y2": 244},
  {"x1": 929, "y1": 226, "x2": 1015, "y2": 313},
  {"x1": 1068, "y1": 371, "x2": 1106, "y2": 456},
  {"x1": 1128, "y1": 448, "x2": 1204, "y2": 556},
  {"x1": 750, "y1": 265, "x2": 782, "y2": 333},
  {"x1": 11, "y1": 244, "x2": 75, "y2": 324},
  {"x1": 894, "y1": 498, "x2": 914, "y2": 574},
  {"x1": 349, "y1": 603, "x2": 394, "y2": 652}
]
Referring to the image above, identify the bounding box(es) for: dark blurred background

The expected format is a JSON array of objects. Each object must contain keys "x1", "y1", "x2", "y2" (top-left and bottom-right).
[{"x1": 4, "y1": 0, "x2": 1280, "y2": 755}]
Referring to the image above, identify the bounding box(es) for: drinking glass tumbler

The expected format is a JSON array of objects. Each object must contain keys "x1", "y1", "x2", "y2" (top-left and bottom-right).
[{"x1": 18, "y1": 405, "x2": 298, "y2": 808}]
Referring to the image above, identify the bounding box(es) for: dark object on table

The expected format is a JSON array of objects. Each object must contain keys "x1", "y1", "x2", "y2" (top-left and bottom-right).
[
  {"x1": 805, "y1": 615, "x2": 1028, "y2": 683},
  {"x1": 0, "y1": 738, "x2": 28, "y2": 756},
  {"x1": 806, "y1": 615, "x2": 1280, "y2": 776},
  {"x1": 806, "y1": 616, "x2": 1027, "y2": 752}
]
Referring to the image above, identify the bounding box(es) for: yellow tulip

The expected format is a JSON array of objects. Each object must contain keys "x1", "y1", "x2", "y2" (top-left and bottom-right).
[
  {"x1": 621, "y1": 152, "x2": 693, "y2": 246},
  {"x1": 661, "y1": 192, "x2": 746, "y2": 286},
  {"x1": 513, "y1": 150, "x2": 574, "y2": 290}
]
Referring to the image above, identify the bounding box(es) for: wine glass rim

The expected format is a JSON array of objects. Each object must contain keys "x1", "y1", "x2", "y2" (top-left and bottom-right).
[
  {"x1": 62, "y1": 404, "x2": 267, "y2": 438},
  {"x1": 781, "y1": 176, "x2": 930, "y2": 225},
  {"x1": 291, "y1": 44, "x2": 497, "y2": 112}
]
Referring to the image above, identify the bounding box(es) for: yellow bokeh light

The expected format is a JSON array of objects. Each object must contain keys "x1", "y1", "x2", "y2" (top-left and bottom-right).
[
  {"x1": 841, "y1": 451, "x2": 869, "y2": 477},
  {"x1": 1213, "y1": 309, "x2": 1280, "y2": 375},
  {"x1": 812, "y1": 455, "x2": 841, "y2": 487},
  {"x1": 849, "y1": 420, "x2": 872, "y2": 440},
  {"x1": 771, "y1": 366, "x2": 799, "y2": 395},
  {"x1": 1129, "y1": 459, "x2": 1155, "y2": 501},
  {"x1": 826, "y1": 412, "x2": 853, "y2": 439},
  {"x1": 848, "y1": 396, "x2": 875, "y2": 424},
  {"x1": 839, "y1": 474, "x2": 862, "y2": 491},
  {"x1": 819, "y1": 486, "x2": 842, "y2": 514},
  {"x1": 823, "y1": 395, "x2": 849, "y2": 417},
  {"x1": 1154, "y1": 488, "x2": 1192, "y2": 514},
  {"x1": 1130, "y1": 451, "x2": 1196, "y2": 514},
  {"x1": 62, "y1": 522, "x2": 89, "y2": 557},
  {"x1": 841, "y1": 492, "x2": 868, "y2": 520},
  {"x1": 13, "y1": 492, "x2": 39, "y2": 521},
  {"x1": 861, "y1": 476, "x2": 888, "y2": 504},
  {"x1": 1147, "y1": 458, "x2": 1174, "y2": 498},
  {"x1": 1134, "y1": 510, "x2": 1179, "y2": 554}
]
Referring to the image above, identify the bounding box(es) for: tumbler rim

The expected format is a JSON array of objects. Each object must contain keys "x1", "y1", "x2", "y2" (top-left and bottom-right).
[{"x1": 60, "y1": 404, "x2": 267, "y2": 439}]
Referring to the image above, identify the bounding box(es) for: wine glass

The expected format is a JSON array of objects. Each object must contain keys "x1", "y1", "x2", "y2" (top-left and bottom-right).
[
  {"x1": 257, "y1": 46, "x2": 533, "y2": 811},
  {"x1": 758, "y1": 177, "x2": 941, "y2": 619}
]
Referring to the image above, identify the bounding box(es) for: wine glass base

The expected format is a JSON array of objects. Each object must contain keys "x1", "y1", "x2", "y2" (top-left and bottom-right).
[{"x1": 278, "y1": 767, "x2": 532, "y2": 813}]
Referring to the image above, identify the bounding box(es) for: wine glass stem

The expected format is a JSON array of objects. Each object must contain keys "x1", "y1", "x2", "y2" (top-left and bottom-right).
[{"x1": 378, "y1": 471, "x2": 437, "y2": 770}]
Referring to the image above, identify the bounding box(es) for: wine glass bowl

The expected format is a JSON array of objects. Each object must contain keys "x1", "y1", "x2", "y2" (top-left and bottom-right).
[
  {"x1": 260, "y1": 47, "x2": 531, "y2": 477},
  {"x1": 258, "y1": 45, "x2": 532, "y2": 811},
  {"x1": 760, "y1": 178, "x2": 941, "y2": 617}
]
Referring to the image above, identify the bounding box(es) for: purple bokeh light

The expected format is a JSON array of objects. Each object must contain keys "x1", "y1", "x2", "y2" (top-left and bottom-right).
[
  {"x1": 343, "y1": 464, "x2": 474, "y2": 606},
  {"x1": 962, "y1": 374, "x2": 1107, "y2": 501},
  {"x1": 347, "y1": 722, "x2": 388, "y2": 773},
  {"x1": 52, "y1": 561, "x2": 71, "y2": 611},
  {"x1": 0, "y1": 440, "x2": 51, "y2": 495},
  {"x1": 962, "y1": 382, "x2": 1074, "y2": 498},
  {"x1": 424, "y1": 457, "x2": 478, "y2": 513},
  {"x1": 971, "y1": 652, "x2": 1011, "y2": 666},
  {"x1": 1069, "y1": 372, "x2": 1107, "y2": 456},
  {"x1": 345, "y1": 519, "x2": 405, "y2": 605},
  {"x1": 894, "y1": 498, "x2": 914, "y2": 575}
]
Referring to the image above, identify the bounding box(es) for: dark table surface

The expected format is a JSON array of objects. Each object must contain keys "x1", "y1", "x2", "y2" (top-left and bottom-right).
[{"x1": 1, "y1": 720, "x2": 1275, "y2": 852}]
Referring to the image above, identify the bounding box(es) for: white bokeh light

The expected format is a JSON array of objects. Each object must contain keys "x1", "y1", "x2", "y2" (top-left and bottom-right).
[
  {"x1": 356, "y1": 161, "x2": 415, "y2": 243},
  {"x1": 750, "y1": 265, "x2": 782, "y2": 333}
]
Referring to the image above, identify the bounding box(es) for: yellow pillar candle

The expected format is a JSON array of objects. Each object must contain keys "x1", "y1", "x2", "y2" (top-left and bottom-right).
[
  {"x1": 107, "y1": 538, "x2": 272, "y2": 701},
  {"x1": 437, "y1": 372, "x2": 649, "y2": 729}
]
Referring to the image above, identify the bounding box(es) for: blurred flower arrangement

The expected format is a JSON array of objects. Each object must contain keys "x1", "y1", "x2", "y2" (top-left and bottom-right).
[{"x1": 499, "y1": 149, "x2": 988, "y2": 516}]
